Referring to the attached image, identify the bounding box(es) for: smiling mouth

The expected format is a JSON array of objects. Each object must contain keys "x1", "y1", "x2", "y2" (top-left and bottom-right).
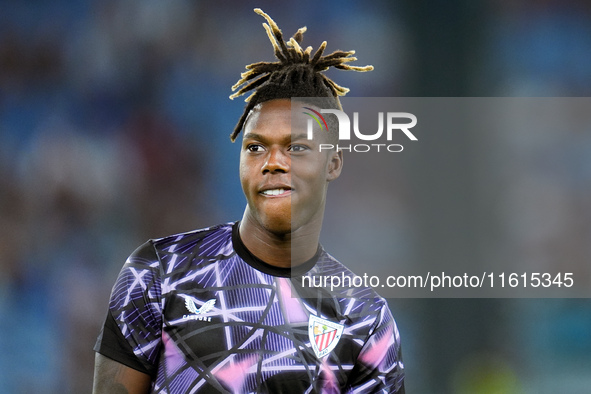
[{"x1": 260, "y1": 188, "x2": 292, "y2": 196}]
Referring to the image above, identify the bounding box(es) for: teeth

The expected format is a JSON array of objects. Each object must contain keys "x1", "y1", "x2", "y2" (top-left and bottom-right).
[{"x1": 262, "y1": 188, "x2": 286, "y2": 196}]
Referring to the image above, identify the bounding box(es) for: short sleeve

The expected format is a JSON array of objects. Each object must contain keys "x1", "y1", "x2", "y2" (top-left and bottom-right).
[
  {"x1": 94, "y1": 241, "x2": 163, "y2": 376},
  {"x1": 346, "y1": 302, "x2": 405, "y2": 393}
]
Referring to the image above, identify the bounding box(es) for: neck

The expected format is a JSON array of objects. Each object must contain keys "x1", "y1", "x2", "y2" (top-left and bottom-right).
[{"x1": 238, "y1": 211, "x2": 323, "y2": 269}]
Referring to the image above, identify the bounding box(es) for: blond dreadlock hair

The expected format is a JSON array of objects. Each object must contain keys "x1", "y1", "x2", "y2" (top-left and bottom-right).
[{"x1": 229, "y1": 8, "x2": 373, "y2": 141}]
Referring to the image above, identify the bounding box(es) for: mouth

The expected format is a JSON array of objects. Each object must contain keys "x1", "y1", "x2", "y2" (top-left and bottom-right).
[{"x1": 260, "y1": 187, "x2": 292, "y2": 197}]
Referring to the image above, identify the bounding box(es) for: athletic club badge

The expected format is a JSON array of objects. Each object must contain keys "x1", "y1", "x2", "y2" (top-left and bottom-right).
[{"x1": 308, "y1": 315, "x2": 344, "y2": 358}]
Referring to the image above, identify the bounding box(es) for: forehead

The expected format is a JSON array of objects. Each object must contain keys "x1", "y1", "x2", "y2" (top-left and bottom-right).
[
  {"x1": 243, "y1": 99, "x2": 323, "y2": 140},
  {"x1": 244, "y1": 99, "x2": 292, "y2": 132}
]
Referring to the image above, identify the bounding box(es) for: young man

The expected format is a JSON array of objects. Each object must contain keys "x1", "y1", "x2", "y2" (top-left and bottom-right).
[{"x1": 93, "y1": 9, "x2": 404, "y2": 393}]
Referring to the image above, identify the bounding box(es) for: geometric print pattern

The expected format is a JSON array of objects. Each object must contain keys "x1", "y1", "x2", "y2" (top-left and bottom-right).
[{"x1": 98, "y1": 222, "x2": 404, "y2": 393}]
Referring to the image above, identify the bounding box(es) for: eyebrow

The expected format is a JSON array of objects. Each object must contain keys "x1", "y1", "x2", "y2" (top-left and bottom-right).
[
  {"x1": 243, "y1": 133, "x2": 310, "y2": 144},
  {"x1": 291, "y1": 133, "x2": 309, "y2": 141},
  {"x1": 242, "y1": 132, "x2": 267, "y2": 141}
]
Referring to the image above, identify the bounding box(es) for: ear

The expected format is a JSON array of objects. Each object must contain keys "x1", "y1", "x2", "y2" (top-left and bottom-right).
[{"x1": 326, "y1": 150, "x2": 343, "y2": 182}]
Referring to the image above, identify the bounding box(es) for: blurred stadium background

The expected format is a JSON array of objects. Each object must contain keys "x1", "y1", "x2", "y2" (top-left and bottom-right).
[{"x1": 1, "y1": 0, "x2": 591, "y2": 392}]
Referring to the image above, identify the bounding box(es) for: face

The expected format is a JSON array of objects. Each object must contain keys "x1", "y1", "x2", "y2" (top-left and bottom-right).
[{"x1": 239, "y1": 99, "x2": 343, "y2": 236}]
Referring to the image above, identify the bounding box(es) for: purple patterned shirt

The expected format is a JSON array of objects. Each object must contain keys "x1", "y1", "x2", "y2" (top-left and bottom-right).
[{"x1": 95, "y1": 222, "x2": 404, "y2": 393}]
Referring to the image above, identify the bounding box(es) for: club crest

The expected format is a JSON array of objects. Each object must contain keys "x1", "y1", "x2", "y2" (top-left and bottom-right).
[{"x1": 308, "y1": 315, "x2": 344, "y2": 358}]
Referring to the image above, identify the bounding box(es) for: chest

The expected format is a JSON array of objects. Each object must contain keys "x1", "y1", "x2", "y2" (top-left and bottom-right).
[{"x1": 156, "y1": 278, "x2": 360, "y2": 393}]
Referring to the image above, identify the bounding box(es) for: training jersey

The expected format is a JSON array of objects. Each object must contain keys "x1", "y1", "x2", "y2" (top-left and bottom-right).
[{"x1": 95, "y1": 222, "x2": 405, "y2": 393}]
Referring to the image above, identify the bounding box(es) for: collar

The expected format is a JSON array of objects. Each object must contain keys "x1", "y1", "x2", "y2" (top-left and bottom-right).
[{"x1": 231, "y1": 221, "x2": 320, "y2": 278}]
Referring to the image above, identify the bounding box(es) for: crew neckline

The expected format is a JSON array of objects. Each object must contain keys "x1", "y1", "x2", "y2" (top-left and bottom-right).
[{"x1": 231, "y1": 221, "x2": 320, "y2": 278}]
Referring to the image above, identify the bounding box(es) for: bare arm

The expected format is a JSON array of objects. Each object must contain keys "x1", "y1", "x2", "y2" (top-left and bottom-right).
[{"x1": 92, "y1": 353, "x2": 152, "y2": 394}]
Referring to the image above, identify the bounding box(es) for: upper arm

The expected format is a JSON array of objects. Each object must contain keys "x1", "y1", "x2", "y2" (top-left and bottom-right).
[
  {"x1": 348, "y1": 303, "x2": 405, "y2": 393},
  {"x1": 93, "y1": 242, "x2": 163, "y2": 393},
  {"x1": 93, "y1": 353, "x2": 152, "y2": 394},
  {"x1": 95, "y1": 241, "x2": 163, "y2": 373}
]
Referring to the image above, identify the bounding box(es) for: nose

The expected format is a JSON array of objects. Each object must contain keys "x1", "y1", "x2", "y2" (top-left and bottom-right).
[{"x1": 262, "y1": 147, "x2": 289, "y2": 174}]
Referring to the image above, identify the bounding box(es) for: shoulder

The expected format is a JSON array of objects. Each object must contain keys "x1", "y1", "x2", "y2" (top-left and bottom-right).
[
  {"x1": 120, "y1": 222, "x2": 236, "y2": 277},
  {"x1": 151, "y1": 222, "x2": 236, "y2": 258},
  {"x1": 132, "y1": 222, "x2": 237, "y2": 281}
]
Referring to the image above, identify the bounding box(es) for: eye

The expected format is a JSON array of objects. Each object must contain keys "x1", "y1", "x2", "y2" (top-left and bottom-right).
[
  {"x1": 289, "y1": 144, "x2": 310, "y2": 153},
  {"x1": 246, "y1": 144, "x2": 265, "y2": 152}
]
